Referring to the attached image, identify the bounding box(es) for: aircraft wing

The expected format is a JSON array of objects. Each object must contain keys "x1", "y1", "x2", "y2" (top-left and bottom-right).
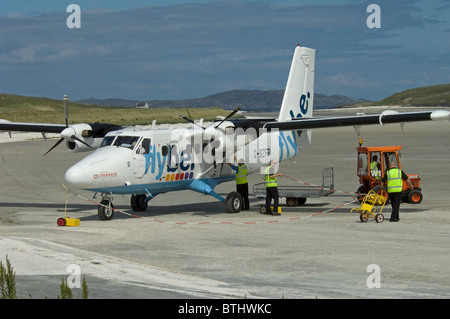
[
  {"x1": 263, "y1": 110, "x2": 450, "y2": 131},
  {"x1": 0, "y1": 120, "x2": 67, "y2": 133},
  {"x1": 0, "y1": 119, "x2": 123, "y2": 153}
]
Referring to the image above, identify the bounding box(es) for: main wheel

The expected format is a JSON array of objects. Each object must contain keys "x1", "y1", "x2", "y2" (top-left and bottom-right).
[
  {"x1": 286, "y1": 197, "x2": 297, "y2": 206},
  {"x1": 225, "y1": 192, "x2": 242, "y2": 213},
  {"x1": 408, "y1": 190, "x2": 423, "y2": 204},
  {"x1": 98, "y1": 200, "x2": 114, "y2": 220},
  {"x1": 130, "y1": 194, "x2": 148, "y2": 212}
]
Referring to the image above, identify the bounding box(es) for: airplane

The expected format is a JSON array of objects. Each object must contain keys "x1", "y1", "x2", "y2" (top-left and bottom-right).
[{"x1": 1, "y1": 45, "x2": 449, "y2": 220}]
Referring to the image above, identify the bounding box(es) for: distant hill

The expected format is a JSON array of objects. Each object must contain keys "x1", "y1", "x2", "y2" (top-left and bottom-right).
[
  {"x1": 354, "y1": 83, "x2": 450, "y2": 107},
  {"x1": 0, "y1": 93, "x2": 231, "y2": 125},
  {"x1": 77, "y1": 90, "x2": 370, "y2": 110}
]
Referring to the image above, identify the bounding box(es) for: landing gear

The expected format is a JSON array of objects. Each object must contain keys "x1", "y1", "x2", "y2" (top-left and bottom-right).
[
  {"x1": 98, "y1": 198, "x2": 114, "y2": 220},
  {"x1": 130, "y1": 194, "x2": 148, "y2": 212},
  {"x1": 225, "y1": 192, "x2": 242, "y2": 213}
]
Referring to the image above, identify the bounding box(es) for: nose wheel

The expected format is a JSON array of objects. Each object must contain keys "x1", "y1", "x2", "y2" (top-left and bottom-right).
[{"x1": 98, "y1": 199, "x2": 114, "y2": 220}]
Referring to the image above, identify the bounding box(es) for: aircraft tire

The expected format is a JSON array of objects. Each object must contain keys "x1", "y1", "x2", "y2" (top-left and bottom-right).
[
  {"x1": 286, "y1": 197, "x2": 297, "y2": 206},
  {"x1": 131, "y1": 194, "x2": 148, "y2": 212},
  {"x1": 98, "y1": 200, "x2": 114, "y2": 221},
  {"x1": 225, "y1": 192, "x2": 242, "y2": 213}
]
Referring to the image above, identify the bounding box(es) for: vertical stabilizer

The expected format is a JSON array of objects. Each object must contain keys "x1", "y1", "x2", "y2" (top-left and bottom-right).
[{"x1": 277, "y1": 45, "x2": 316, "y2": 122}]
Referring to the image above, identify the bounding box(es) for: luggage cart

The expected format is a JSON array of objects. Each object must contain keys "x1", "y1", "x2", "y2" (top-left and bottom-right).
[
  {"x1": 253, "y1": 167, "x2": 334, "y2": 206},
  {"x1": 351, "y1": 190, "x2": 386, "y2": 223}
]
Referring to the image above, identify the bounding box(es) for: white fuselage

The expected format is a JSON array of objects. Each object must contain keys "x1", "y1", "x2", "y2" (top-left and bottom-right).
[{"x1": 63, "y1": 125, "x2": 300, "y2": 197}]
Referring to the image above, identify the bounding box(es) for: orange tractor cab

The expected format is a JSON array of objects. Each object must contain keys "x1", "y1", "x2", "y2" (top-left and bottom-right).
[{"x1": 356, "y1": 144, "x2": 423, "y2": 204}]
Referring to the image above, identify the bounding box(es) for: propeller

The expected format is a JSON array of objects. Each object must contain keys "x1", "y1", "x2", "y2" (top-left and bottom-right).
[
  {"x1": 214, "y1": 107, "x2": 241, "y2": 128},
  {"x1": 44, "y1": 95, "x2": 93, "y2": 155},
  {"x1": 179, "y1": 107, "x2": 240, "y2": 130},
  {"x1": 179, "y1": 108, "x2": 206, "y2": 129}
]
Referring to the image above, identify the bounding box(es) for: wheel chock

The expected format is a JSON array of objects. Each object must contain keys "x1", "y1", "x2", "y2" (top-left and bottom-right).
[{"x1": 57, "y1": 217, "x2": 80, "y2": 227}]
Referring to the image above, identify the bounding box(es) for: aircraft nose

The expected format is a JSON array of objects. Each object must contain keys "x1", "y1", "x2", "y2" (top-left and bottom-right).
[{"x1": 64, "y1": 163, "x2": 91, "y2": 188}]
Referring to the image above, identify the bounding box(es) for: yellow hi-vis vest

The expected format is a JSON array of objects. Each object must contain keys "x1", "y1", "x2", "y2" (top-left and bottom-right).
[
  {"x1": 387, "y1": 168, "x2": 403, "y2": 193},
  {"x1": 235, "y1": 164, "x2": 248, "y2": 185},
  {"x1": 265, "y1": 166, "x2": 277, "y2": 188}
]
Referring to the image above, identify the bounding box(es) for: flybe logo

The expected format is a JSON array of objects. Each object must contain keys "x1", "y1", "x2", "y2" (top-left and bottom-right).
[
  {"x1": 289, "y1": 91, "x2": 311, "y2": 119},
  {"x1": 143, "y1": 145, "x2": 194, "y2": 181}
]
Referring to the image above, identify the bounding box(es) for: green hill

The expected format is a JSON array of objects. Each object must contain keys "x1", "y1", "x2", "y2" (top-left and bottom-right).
[
  {"x1": 362, "y1": 84, "x2": 450, "y2": 107},
  {"x1": 0, "y1": 93, "x2": 230, "y2": 126}
]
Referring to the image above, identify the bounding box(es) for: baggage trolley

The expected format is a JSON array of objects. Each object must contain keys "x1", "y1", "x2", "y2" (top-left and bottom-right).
[{"x1": 351, "y1": 190, "x2": 386, "y2": 223}]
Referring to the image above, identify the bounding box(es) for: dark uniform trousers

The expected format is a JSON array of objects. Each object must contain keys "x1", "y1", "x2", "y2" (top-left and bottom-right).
[
  {"x1": 237, "y1": 183, "x2": 249, "y2": 210},
  {"x1": 389, "y1": 192, "x2": 402, "y2": 221},
  {"x1": 265, "y1": 187, "x2": 279, "y2": 213}
]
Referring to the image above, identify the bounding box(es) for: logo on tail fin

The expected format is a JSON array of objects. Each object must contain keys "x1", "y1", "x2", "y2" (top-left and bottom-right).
[{"x1": 289, "y1": 91, "x2": 311, "y2": 119}]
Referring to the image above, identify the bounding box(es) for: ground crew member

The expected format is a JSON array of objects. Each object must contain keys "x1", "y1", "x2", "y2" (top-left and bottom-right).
[
  {"x1": 381, "y1": 162, "x2": 414, "y2": 222},
  {"x1": 370, "y1": 155, "x2": 381, "y2": 180},
  {"x1": 264, "y1": 159, "x2": 283, "y2": 216},
  {"x1": 229, "y1": 157, "x2": 250, "y2": 210}
]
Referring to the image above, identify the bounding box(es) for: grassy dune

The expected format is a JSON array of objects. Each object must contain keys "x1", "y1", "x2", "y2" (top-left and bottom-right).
[
  {"x1": 0, "y1": 93, "x2": 232, "y2": 126},
  {"x1": 354, "y1": 83, "x2": 450, "y2": 107}
]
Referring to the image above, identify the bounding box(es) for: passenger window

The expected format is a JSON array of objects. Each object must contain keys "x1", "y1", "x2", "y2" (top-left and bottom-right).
[{"x1": 162, "y1": 145, "x2": 169, "y2": 156}]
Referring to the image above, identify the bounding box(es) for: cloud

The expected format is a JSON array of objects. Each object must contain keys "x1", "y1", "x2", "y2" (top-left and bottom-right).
[{"x1": 1, "y1": 1, "x2": 448, "y2": 101}]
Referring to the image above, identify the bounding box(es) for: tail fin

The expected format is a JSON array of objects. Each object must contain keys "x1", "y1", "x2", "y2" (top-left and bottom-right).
[{"x1": 278, "y1": 45, "x2": 316, "y2": 122}]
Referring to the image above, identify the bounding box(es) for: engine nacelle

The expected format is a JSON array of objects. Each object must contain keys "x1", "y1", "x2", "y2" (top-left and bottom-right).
[
  {"x1": 66, "y1": 138, "x2": 102, "y2": 152},
  {"x1": 61, "y1": 123, "x2": 102, "y2": 152}
]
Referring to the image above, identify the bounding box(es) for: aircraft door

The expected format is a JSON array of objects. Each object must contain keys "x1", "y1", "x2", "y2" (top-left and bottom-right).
[{"x1": 134, "y1": 138, "x2": 151, "y2": 178}]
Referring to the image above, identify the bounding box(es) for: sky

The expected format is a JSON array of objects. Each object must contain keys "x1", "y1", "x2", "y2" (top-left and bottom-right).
[{"x1": 1, "y1": 0, "x2": 449, "y2": 102}]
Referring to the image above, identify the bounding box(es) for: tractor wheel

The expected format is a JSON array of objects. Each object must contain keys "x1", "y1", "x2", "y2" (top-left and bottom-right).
[
  {"x1": 408, "y1": 190, "x2": 423, "y2": 204},
  {"x1": 372, "y1": 185, "x2": 389, "y2": 204}
]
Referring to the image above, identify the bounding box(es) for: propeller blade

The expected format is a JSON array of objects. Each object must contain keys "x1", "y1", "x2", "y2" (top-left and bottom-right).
[
  {"x1": 43, "y1": 137, "x2": 64, "y2": 156},
  {"x1": 63, "y1": 95, "x2": 69, "y2": 127},
  {"x1": 179, "y1": 115, "x2": 206, "y2": 129},
  {"x1": 214, "y1": 107, "x2": 241, "y2": 128}
]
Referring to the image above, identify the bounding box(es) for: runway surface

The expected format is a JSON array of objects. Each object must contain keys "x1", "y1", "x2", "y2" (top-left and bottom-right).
[{"x1": 1, "y1": 107, "x2": 450, "y2": 299}]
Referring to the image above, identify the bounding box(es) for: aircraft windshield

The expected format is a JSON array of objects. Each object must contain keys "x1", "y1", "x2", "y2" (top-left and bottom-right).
[
  {"x1": 113, "y1": 136, "x2": 140, "y2": 149},
  {"x1": 100, "y1": 136, "x2": 115, "y2": 148}
]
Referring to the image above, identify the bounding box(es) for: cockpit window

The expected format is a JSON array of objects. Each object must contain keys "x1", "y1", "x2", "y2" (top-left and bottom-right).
[
  {"x1": 100, "y1": 136, "x2": 115, "y2": 148},
  {"x1": 113, "y1": 136, "x2": 141, "y2": 150}
]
